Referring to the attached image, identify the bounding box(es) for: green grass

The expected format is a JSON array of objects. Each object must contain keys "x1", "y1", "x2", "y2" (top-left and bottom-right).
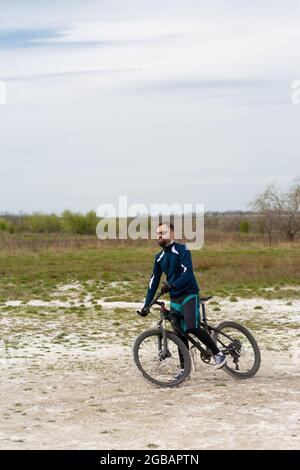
[
  {"x1": 0, "y1": 238, "x2": 299, "y2": 366},
  {"x1": 0, "y1": 241, "x2": 300, "y2": 302}
]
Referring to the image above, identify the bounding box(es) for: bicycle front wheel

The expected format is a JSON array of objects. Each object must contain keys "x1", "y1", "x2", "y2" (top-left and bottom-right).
[
  {"x1": 212, "y1": 321, "x2": 261, "y2": 379},
  {"x1": 133, "y1": 328, "x2": 191, "y2": 387}
]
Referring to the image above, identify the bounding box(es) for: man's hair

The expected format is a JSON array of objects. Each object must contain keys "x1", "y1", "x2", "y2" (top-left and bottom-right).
[{"x1": 157, "y1": 221, "x2": 174, "y2": 232}]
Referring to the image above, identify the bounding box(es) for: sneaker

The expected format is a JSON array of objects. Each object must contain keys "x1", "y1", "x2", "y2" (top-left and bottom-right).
[
  {"x1": 213, "y1": 352, "x2": 227, "y2": 370},
  {"x1": 173, "y1": 368, "x2": 185, "y2": 380}
]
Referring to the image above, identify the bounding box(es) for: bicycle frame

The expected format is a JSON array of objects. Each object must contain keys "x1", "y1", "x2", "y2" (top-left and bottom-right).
[
  {"x1": 136, "y1": 288, "x2": 260, "y2": 383},
  {"x1": 153, "y1": 299, "x2": 240, "y2": 360}
]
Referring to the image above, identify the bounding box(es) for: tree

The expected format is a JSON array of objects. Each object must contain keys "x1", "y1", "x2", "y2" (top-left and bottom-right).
[
  {"x1": 250, "y1": 178, "x2": 300, "y2": 243},
  {"x1": 250, "y1": 183, "x2": 278, "y2": 245},
  {"x1": 273, "y1": 177, "x2": 300, "y2": 241}
]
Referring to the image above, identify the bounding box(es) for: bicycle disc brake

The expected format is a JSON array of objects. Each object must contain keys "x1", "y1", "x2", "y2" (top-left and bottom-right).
[
  {"x1": 158, "y1": 350, "x2": 172, "y2": 361},
  {"x1": 229, "y1": 340, "x2": 242, "y2": 370}
]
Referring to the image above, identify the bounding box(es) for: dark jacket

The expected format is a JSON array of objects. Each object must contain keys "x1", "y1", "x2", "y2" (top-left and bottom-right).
[{"x1": 144, "y1": 241, "x2": 199, "y2": 308}]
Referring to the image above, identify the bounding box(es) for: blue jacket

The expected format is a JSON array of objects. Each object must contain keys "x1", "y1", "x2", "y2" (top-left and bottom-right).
[{"x1": 144, "y1": 241, "x2": 199, "y2": 308}]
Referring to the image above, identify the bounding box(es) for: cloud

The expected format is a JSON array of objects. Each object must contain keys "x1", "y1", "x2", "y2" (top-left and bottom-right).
[
  {"x1": 0, "y1": 0, "x2": 299, "y2": 212},
  {"x1": 1, "y1": 14, "x2": 299, "y2": 90},
  {"x1": 32, "y1": 19, "x2": 234, "y2": 44},
  {"x1": 0, "y1": 28, "x2": 59, "y2": 49}
]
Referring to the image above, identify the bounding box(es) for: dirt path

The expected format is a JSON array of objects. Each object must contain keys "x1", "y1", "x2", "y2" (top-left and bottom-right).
[
  {"x1": 1, "y1": 289, "x2": 300, "y2": 449},
  {"x1": 1, "y1": 346, "x2": 299, "y2": 450}
]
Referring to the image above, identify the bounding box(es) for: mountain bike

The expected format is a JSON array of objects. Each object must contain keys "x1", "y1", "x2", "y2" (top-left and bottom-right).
[{"x1": 133, "y1": 288, "x2": 261, "y2": 387}]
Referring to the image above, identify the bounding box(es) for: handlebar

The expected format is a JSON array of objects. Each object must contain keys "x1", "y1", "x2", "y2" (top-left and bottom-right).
[{"x1": 136, "y1": 286, "x2": 166, "y2": 316}]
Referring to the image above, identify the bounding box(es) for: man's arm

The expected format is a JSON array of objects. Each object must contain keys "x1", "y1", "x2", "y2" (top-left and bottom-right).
[
  {"x1": 144, "y1": 256, "x2": 162, "y2": 308},
  {"x1": 172, "y1": 246, "x2": 195, "y2": 291}
]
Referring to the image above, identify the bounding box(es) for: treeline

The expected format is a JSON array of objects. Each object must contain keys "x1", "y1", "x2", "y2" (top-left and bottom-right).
[
  {"x1": 0, "y1": 211, "x2": 299, "y2": 243},
  {"x1": 0, "y1": 211, "x2": 99, "y2": 235},
  {"x1": 0, "y1": 177, "x2": 299, "y2": 244},
  {"x1": 0, "y1": 211, "x2": 259, "y2": 232}
]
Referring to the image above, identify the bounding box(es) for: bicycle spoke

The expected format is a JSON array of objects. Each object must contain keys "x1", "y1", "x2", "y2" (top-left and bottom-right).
[
  {"x1": 137, "y1": 335, "x2": 183, "y2": 383},
  {"x1": 216, "y1": 327, "x2": 256, "y2": 373}
]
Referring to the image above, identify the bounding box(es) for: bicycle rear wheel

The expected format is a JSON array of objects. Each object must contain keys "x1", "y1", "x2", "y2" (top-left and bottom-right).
[
  {"x1": 133, "y1": 328, "x2": 191, "y2": 387},
  {"x1": 212, "y1": 321, "x2": 261, "y2": 379}
]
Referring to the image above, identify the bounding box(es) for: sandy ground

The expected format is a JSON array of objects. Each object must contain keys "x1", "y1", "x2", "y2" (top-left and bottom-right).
[
  {"x1": 1, "y1": 286, "x2": 300, "y2": 450},
  {"x1": 0, "y1": 346, "x2": 299, "y2": 450}
]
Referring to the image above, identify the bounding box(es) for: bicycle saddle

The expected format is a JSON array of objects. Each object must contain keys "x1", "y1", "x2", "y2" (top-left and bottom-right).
[{"x1": 199, "y1": 296, "x2": 213, "y2": 302}]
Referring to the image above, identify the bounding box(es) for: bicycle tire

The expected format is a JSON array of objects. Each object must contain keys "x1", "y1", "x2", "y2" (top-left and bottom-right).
[
  {"x1": 133, "y1": 328, "x2": 192, "y2": 387},
  {"x1": 212, "y1": 321, "x2": 261, "y2": 379}
]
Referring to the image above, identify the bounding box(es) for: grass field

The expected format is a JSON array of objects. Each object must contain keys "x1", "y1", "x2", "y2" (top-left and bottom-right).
[{"x1": 0, "y1": 236, "x2": 300, "y2": 302}]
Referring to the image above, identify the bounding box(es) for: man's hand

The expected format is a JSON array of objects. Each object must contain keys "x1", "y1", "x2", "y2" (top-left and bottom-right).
[
  {"x1": 160, "y1": 282, "x2": 174, "y2": 295},
  {"x1": 137, "y1": 306, "x2": 150, "y2": 317}
]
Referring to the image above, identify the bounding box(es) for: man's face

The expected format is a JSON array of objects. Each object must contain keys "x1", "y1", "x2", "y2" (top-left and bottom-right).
[{"x1": 157, "y1": 224, "x2": 173, "y2": 247}]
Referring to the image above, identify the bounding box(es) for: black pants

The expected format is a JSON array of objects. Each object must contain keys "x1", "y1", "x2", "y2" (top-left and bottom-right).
[{"x1": 171, "y1": 296, "x2": 220, "y2": 368}]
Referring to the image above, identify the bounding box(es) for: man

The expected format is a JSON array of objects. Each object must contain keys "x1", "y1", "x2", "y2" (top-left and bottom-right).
[{"x1": 140, "y1": 222, "x2": 227, "y2": 378}]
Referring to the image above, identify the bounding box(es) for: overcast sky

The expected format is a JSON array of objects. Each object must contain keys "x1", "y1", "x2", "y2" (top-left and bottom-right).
[{"x1": 0, "y1": 0, "x2": 299, "y2": 214}]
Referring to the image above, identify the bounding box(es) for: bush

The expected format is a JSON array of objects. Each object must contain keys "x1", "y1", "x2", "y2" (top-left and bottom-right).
[
  {"x1": 239, "y1": 220, "x2": 250, "y2": 233},
  {"x1": 0, "y1": 218, "x2": 14, "y2": 233},
  {"x1": 61, "y1": 210, "x2": 98, "y2": 235},
  {"x1": 20, "y1": 213, "x2": 62, "y2": 233}
]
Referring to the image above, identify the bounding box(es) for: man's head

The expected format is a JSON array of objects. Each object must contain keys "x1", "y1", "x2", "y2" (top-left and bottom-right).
[{"x1": 157, "y1": 222, "x2": 174, "y2": 248}]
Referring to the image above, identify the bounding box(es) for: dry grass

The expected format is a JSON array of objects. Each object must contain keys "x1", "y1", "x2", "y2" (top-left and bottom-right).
[{"x1": 0, "y1": 234, "x2": 299, "y2": 302}]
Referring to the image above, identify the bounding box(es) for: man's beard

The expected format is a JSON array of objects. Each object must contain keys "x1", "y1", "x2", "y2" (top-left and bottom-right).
[{"x1": 158, "y1": 239, "x2": 169, "y2": 248}]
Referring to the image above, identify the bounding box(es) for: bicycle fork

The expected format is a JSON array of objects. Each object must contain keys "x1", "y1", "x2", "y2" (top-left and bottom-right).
[{"x1": 158, "y1": 321, "x2": 171, "y2": 360}]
